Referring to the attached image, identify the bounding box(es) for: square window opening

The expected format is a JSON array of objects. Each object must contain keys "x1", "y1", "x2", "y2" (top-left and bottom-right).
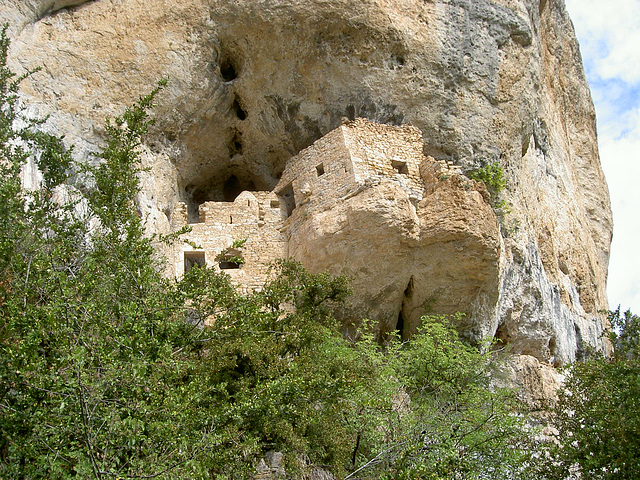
[
  {"x1": 218, "y1": 249, "x2": 243, "y2": 269},
  {"x1": 219, "y1": 260, "x2": 242, "y2": 269},
  {"x1": 316, "y1": 163, "x2": 325, "y2": 176},
  {"x1": 392, "y1": 160, "x2": 409, "y2": 175},
  {"x1": 184, "y1": 251, "x2": 205, "y2": 273}
]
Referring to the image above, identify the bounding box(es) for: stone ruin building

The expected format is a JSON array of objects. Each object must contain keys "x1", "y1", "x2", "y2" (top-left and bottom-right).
[
  {"x1": 170, "y1": 118, "x2": 499, "y2": 343},
  {"x1": 3, "y1": 0, "x2": 612, "y2": 401},
  {"x1": 170, "y1": 118, "x2": 431, "y2": 285},
  {"x1": 171, "y1": 117, "x2": 600, "y2": 370}
]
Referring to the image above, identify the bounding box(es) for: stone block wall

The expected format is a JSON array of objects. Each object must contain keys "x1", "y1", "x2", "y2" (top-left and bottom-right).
[
  {"x1": 275, "y1": 118, "x2": 429, "y2": 222},
  {"x1": 168, "y1": 119, "x2": 454, "y2": 297},
  {"x1": 171, "y1": 190, "x2": 287, "y2": 293},
  {"x1": 275, "y1": 125, "x2": 356, "y2": 216},
  {"x1": 342, "y1": 119, "x2": 425, "y2": 201}
]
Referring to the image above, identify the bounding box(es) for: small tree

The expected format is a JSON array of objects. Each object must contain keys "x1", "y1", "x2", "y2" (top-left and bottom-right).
[
  {"x1": 350, "y1": 316, "x2": 533, "y2": 480},
  {"x1": 467, "y1": 161, "x2": 510, "y2": 214},
  {"x1": 541, "y1": 308, "x2": 640, "y2": 480}
]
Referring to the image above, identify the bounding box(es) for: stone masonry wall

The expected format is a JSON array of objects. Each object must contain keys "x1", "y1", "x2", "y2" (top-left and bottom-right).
[
  {"x1": 275, "y1": 118, "x2": 429, "y2": 230},
  {"x1": 275, "y1": 125, "x2": 355, "y2": 217},
  {"x1": 343, "y1": 118, "x2": 424, "y2": 202},
  {"x1": 171, "y1": 190, "x2": 287, "y2": 294},
  {"x1": 172, "y1": 118, "x2": 433, "y2": 296}
]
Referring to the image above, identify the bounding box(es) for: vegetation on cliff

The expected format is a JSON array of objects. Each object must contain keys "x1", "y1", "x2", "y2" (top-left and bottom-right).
[
  {"x1": 0, "y1": 28, "x2": 533, "y2": 479},
  {"x1": 538, "y1": 308, "x2": 640, "y2": 480}
]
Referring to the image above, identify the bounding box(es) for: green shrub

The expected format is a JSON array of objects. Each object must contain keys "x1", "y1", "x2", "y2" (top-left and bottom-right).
[
  {"x1": 467, "y1": 162, "x2": 510, "y2": 213},
  {"x1": 538, "y1": 308, "x2": 640, "y2": 480},
  {"x1": 0, "y1": 28, "x2": 532, "y2": 479},
  {"x1": 467, "y1": 162, "x2": 506, "y2": 194}
]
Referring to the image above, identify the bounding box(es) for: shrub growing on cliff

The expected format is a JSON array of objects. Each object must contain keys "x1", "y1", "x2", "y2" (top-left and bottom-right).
[
  {"x1": 467, "y1": 162, "x2": 505, "y2": 194},
  {"x1": 350, "y1": 317, "x2": 533, "y2": 480},
  {"x1": 0, "y1": 34, "x2": 388, "y2": 477},
  {"x1": 539, "y1": 308, "x2": 640, "y2": 480},
  {"x1": 467, "y1": 161, "x2": 510, "y2": 213},
  {"x1": 0, "y1": 59, "x2": 219, "y2": 477}
]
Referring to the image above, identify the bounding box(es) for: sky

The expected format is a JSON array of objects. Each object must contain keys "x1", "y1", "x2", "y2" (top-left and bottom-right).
[{"x1": 565, "y1": 0, "x2": 640, "y2": 314}]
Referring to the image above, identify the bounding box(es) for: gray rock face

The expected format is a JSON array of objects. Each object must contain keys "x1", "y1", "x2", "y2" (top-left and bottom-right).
[
  {"x1": 0, "y1": 0, "x2": 612, "y2": 366},
  {"x1": 0, "y1": 0, "x2": 92, "y2": 32}
]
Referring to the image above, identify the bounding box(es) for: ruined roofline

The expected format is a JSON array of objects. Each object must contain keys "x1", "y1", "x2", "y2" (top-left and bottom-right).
[
  {"x1": 171, "y1": 118, "x2": 468, "y2": 232},
  {"x1": 170, "y1": 190, "x2": 282, "y2": 228}
]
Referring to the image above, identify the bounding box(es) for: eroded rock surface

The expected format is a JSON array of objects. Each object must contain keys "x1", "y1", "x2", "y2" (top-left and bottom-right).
[
  {"x1": 277, "y1": 120, "x2": 501, "y2": 341},
  {"x1": 0, "y1": 0, "x2": 612, "y2": 365},
  {"x1": 498, "y1": 354, "x2": 563, "y2": 408}
]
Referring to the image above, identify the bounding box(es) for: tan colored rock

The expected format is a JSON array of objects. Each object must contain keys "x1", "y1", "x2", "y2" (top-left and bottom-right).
[
  {"x1": 278, "y1": 120, "x2": 502, "y2": 341},
  {"x1": 0, "y1": 0, "x2": 90, "y2": 33},
  {"x1": 169, "y1": 119, "x2": 501, "y2": 342},
  {"x1": 498, "y1": 354, "x2": 563, "y2": 408},
  {"x1": 1, "y1": 0, "x2": 612, "y2": 365}
]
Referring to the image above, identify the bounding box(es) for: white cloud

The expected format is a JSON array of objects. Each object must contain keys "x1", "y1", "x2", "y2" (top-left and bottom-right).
[
  {"x1": 599, "y1": 124, "x2": 640, "y2": 313},
  {"x1": 567, "y1": 0, "x2": 640, "y2": 84}
]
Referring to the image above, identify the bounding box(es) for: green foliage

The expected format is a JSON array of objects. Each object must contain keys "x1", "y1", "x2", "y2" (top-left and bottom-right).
[
  {"x1": 231, "y1": 238, "x2": 247, "y2": 249},
  {"x1": 608, "y1": 307, "x2": 640, "y2": 359},
  {"x1": 0, "y1": 24, "x2": 73, "y2": 274},
  {"x1": 185, "y1": 260, "x2": 390, "y2": 478},
  {"x1": 0, "y1": 31, "x2": 531, "y2": 479},
  {"x1": 84, "y1": 77, "x2": 167, "y2": 235},
  {"x1": 0, "y1": 54, "x2": 215, "y2": 476},
  {"x1": 539, "y1": 308, "x2": 640, "y2": 480},
  {"x1": 467, "y1": 161, "x2": 510, "y2": 213},
  {"x1": 349, "y1": 316, "x2": 532, "y2": 480},
  {"x1": 215, "y1": 238, "x2": 247, "y2": 266},
  {"x1": 467, "y1": 162, "x2": 506, "y2": 195}
]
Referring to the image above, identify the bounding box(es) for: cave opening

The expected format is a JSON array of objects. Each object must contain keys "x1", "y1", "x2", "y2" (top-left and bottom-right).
[
  {"x1": 219, "y1": 53, "x2": 239, "y2": 82},
  {"x1": 493, "y1": 323, "x2": 510, "y2": 350},
  {"x1": 396, "y1": 311, "x2": 405, "y2": 340},
  {"x1": 223, "y1": 174, "x2": 255, "y2": 202},
  {"x1": 404, "y1": 277, "x2": 414, "y2": 298},
  {"x1": 548, "y1": 336, "x2": 562, "y2": 367},
  {"x1": 233, "y1": 97, "x2": 247, "y2": 120},
  {"x1": 394, "y1": 277, "x2": 415, "y2": 342},
  {"x1": 346, "y1": 105, "x2": 356, "y2": 121},
  {"x1": 573, "y1": 325, "x2": 586, "y2": 363},
  {"x1": 229, "y1": 131, "x2": 243, "y2": 156},
  {"x1": 176, "y1": 108, "x2": 302, "y2": 224}
]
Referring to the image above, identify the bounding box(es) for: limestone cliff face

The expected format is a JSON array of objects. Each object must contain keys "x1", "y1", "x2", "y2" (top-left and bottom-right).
[{"x1": 1, "y1": 0, "x2": 612, "y2": 368}]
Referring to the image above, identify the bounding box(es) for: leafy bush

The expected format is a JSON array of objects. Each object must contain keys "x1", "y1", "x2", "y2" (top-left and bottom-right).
[
  {"x1": 467, "y1": 162, "x2": 505, "y2": 194},
  {"x1": 350, "y1": 317, "x2": 533, "y2": 480},
  {"x1": 467, "y1": 162, "x2": 510, "y2": 213},
  {"x1": 538, "y1": 308, "x2": 640, "y2": 480}
]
